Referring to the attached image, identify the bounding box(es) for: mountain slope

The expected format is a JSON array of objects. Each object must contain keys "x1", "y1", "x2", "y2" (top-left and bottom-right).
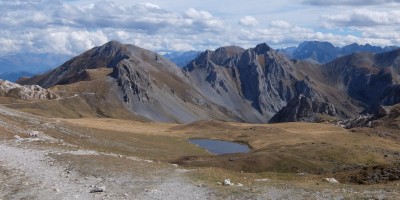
[{"x1": 322, "y1": 50, "x2": 400, "y2": 111}]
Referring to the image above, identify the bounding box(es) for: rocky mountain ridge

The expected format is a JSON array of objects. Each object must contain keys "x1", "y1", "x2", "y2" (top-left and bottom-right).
[{"x1": 18, "y1": 41, "x2": 400, "y2": 123}]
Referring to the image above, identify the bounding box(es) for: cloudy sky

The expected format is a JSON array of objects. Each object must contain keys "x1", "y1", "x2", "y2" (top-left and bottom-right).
[{"x1": 0, "y1": 0, "x2": 399, "y2": 56}]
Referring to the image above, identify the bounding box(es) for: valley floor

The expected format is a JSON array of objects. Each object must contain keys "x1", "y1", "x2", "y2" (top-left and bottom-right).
[{"x1": 0, "y1": 105, "x2": 399, "y2": 199}]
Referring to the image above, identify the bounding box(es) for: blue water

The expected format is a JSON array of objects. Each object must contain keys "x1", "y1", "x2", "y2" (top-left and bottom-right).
[{"x1": 188, "y1": 139, "x2": 251, "y2": 155}]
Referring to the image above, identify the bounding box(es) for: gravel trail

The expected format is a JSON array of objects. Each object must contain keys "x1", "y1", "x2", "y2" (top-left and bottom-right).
[{"x1": 0, "y1": 140, "x2": 215, "y2": 200}]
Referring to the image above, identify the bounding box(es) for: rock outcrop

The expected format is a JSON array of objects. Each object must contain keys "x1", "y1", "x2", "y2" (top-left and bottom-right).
[
  {"x1": 269, "y1": 95, "x2": 337, "y2": 123},
  {"x1": 0, "y1": 80, "x2": 57, "y2": 100},
  {"x1": 339, "y1": 104, "x2": 400, "y2": 129}
]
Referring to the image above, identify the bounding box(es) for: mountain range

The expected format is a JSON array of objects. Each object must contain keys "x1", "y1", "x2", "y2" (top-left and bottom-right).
[
  {"x1": 0, "y1": 53, "x2": 71, "y2": 74},
  {"x1": 0, "y1": 71, "x2": 35, "y2": 82},
  {"x1": 279, "y1": 41, "x2": 398, "y2": 64},
  {"x1": 17, "y1": 41, "x2": 400, "y2": 123},
  {"x1": 1, "y1": 41, "x2": 397, "y2": 83},
  {"x1": 163, "y1": 51, "x2": 201, "y2": 67}
]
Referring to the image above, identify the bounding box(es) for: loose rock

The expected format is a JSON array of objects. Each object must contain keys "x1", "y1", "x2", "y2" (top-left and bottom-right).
[
  {"x1": 90, "y1": 186, "x2": 106, "y2": 193},
  {"x1": 223, "y1": 179, "x2": 233, "y2": 186},
  {"x1": 322, "y1": 178, "x2": 339, "y2": 184}
]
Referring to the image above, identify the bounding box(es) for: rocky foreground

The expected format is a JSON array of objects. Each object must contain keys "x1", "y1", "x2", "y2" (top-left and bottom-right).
[{"x1": 0, "y1": 106, "x2": 213, "y2": 200}]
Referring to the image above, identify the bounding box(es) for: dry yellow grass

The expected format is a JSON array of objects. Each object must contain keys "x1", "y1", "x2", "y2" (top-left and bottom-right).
[
  {"x1": 60, "y1": 118, "x2": 177, "y2": 136},
  {"x1": 57, "y1": 118, "x2": 400, "y2": 175}
]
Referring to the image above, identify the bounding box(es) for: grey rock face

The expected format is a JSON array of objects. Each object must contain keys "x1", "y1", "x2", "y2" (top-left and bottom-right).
[
  {"x1": 185, "y1": 43, "x2": 341, "y2": 122},
  {"x1": 377, "y1": 105, "x2": 391, "y2": 117},
  {"x1": 269, "y1": 95, "x2": 337, "y2": 123},
  {"x1": 379, "y1": 85, "x2": 400, "y2": 106},
  {"x1": 237, "y1": 44, "x2": 297, "y2": 116},
  {"x1": 323, "y1": 50, "x2": 400, "y2": 114}
]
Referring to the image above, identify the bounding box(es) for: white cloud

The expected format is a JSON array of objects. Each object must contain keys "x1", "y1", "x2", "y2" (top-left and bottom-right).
[
  {"x1": 185, "y1": 8, "x2": 214, "y2": 20},
  {"x1": 139, "y1": 2, "x2": 161, "y2": 9},
  {"x1": 183, "y1": 8, "x2": 224, "y2": 31},
  {"x1": 0, "y1": 1, "x2": 227, "y2": 55},
  {"x1": 0, "y1": 0, "x2": 399, "y2": 58},
  {"x1": 237, "y1": 20, "x2": 394, "y2": 47},
  {"x1": 270, "y1": 20, "x2": 291, "y2": 28},
  {"x1": 322, "y1": 9, "x2": 400, "y2": 28},
  {"x1": 302, "y1": 0, "x2": 400, "y2": 6},
  {"x1": 239, "y1": 16, "x2": 259, "y2": 27}
]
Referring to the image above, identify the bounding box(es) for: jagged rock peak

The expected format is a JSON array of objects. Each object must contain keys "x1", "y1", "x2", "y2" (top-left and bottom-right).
[
  {"x1": 103, "y1": 40, "x2": 125, "y2": 49},
  {"x1": 254, "y1": 43, "x2": 273, "y2": 54},
  {"x1": 92, "y1": 40, "x2": 127, "y2": 56}
]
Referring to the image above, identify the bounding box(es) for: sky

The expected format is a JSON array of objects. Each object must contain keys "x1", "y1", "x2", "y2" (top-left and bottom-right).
[{"x1": 0, "y1": 0, "x2": 400, "y2": 56}]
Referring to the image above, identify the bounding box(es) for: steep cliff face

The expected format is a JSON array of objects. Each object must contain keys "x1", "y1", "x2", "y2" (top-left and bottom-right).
[
  {"x1": 269, "y1": 95, "x2": 337, "y2": 123},
  {"x1": 184, "y1": 46, "x2": 267, "y2": 122},
  {"x1": 237, "y1": 44, "x2": 300, "y2": 117}
]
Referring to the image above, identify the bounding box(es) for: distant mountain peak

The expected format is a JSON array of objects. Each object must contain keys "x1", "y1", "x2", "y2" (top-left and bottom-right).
[
  {"x1": 163, "y1": 51, "x2": 201, "y2": 67},
  {"x1": 214, "y1": 46, "x2": 245, "y2": 57}
]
